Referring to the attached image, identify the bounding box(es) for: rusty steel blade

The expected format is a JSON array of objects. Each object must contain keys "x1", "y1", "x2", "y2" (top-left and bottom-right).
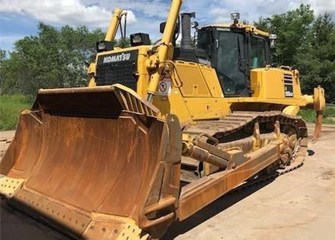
[{"x1": 0, "y1": 86, "x2": 181, "y2": 239}]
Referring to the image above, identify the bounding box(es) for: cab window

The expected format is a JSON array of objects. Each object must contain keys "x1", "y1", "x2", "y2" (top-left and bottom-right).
[
  {"x1": 197, "y1": 29, "x2": 213, "y2": 57},
  {"x1": 250, "y1": 36, "x2": 266, "y2": 68}
]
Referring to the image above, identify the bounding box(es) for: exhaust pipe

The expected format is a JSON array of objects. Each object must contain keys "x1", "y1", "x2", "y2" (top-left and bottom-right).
[{"x1": 181, "y1": 12, "x2": 195, "y2": 50}]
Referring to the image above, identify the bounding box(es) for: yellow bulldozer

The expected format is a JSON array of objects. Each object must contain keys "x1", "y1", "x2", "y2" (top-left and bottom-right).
[{"x1": 0, "y1": 0, "x2": 326, "y2": 239}]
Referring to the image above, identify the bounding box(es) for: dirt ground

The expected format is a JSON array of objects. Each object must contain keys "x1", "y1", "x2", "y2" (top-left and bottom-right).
[{"x1": 1, "y1": 125, "x2": 335, "y2": 240}]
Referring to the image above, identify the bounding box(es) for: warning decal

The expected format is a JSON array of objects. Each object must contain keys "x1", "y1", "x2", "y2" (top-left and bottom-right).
[{"x1": 156, "y1": 78, "x2": 171, "y2": 96}]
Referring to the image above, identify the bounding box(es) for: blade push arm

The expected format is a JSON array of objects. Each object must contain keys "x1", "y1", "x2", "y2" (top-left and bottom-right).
[
  {"x1": 105, "y1": 8, "x2": 123, "y2": 42},
  {"x1": 146, "y1": 0, "x2": 183, "y2": 102}
]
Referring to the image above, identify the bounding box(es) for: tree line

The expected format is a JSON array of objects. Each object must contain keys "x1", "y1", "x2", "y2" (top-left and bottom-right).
[
  {"x1": 0, "y1": 24, "x2": 127, "y2": 97},
  {"x1": 254, "y1": 5, "x2": 335, "y2": 102},
  {"x1": 0, "y1": 4, "x2": 334, "y2": 102},
  {"x1": 0, "y1": 24, "x2": 104, "y2": 96}
]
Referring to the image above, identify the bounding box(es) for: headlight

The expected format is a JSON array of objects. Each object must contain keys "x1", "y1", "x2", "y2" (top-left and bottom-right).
[
  {"x1": 130, "y1": 33, "x2": 151, "y2": 46},
  {"x1": 96, "y1": 41, "x2": 113, "y2": 52}
]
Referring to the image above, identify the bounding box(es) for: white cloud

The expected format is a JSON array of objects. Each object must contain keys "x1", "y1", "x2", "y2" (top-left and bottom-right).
[
  {"x1": 312, "y1": 0, "x2": 335, "y2": 16},
  {"x1": 0, "y1": 35, "x2": 25, "y2": 51},
  {"x1": 82, "y1": 0, "x2": 170, "y2": 18},
  {"x1": 184, "y1": 0, "x2": 335, "y2": 25},
  {"x1": 1, "y1": 1, "x2": 334, "y2": 29},
  {"x1": 0, "y1": 0, "x2": 136, "y2": 28},
  {"x1": 0, "y1": 35, "x2": 25, "y2": 42},
  {"x1": 0, "y1": 0, "x2": 334, "y2": 51}
]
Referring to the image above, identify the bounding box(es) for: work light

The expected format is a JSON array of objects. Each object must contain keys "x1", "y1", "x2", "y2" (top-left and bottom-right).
[{"x1": 130, "y1": 33, "x2": 151, "y2": 46}]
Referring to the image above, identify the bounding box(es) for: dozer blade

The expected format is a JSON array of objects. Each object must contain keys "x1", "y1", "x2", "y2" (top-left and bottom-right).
[{"x1": 0, "y1": 85, "x2": 182, "y2": 239}]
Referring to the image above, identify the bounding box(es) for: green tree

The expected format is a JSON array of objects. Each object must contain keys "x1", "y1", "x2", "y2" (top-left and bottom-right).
[
  {"x1": 115, "y1": 37, "x2": 130, "y2": 47},
  {"x1": 297, "y1": 13, "x2": 335, "y2": 102},
  {"x1": 1, "y1": 23, "x2": 105, "y2": 96},
  {"x1": 0, "y1": 49, "x2": 6, "y2": 94},
  {"x1": 255, "y1": 5, "x2": 335, "y2": 102},
  {"x1": 256, "y1": 4, "x2": 314, "y2": 67}
]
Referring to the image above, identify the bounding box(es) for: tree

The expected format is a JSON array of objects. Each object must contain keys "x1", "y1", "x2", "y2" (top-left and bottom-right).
[
  {"x1": 255, "y1": 4, "x2": 314, "y2": 67},
  {"x1": 115, "y1": 37, "x2": 130, "y2": 47},
  {"x1": 1, "y1": 23, "x2": 105, "y2": 96},
  {"x1": 255, "y1": 5, "x2": 335, "y2": 102},
  {"x1": 0, "y1": 49, "x2": 6, "y2": 94},
  {"x1": 297, "y1": 13, "x2": 335, "y2": 102}
]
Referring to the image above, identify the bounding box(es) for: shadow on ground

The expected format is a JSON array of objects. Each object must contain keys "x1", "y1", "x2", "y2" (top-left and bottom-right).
[
  {"x1": 0, "y1": 197, "x2": 72, "y2": 240},
  {"x1": 1, "y1": 178, "x2": 274, "y2": 240},
  {"x1": 162, "y1": 178, "x2": 274, "y2": 239}
]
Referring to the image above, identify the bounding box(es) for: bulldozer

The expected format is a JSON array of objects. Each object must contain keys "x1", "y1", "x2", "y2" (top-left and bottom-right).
[{"x1": 0, "y1": 0, "x2": 326, "y2": 239}]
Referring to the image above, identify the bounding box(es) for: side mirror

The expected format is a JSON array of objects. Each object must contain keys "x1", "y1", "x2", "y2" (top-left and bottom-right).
[
  {"x1": 192, "y1": 21, "x2": 199, "y2": 30},
  {"x1": 160, "y1": 22, "x2": 166, "y2": 34},
  {"x1": 159, "y1": 21, "x2": 180, "y2": 34}
]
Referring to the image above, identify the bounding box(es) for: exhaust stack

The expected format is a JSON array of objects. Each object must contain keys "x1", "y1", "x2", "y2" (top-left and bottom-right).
[{"x1": 181, "y1": 12, "x2": 195, "y2": 50}]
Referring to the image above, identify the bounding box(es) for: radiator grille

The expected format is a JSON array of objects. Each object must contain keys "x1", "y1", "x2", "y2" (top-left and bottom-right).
[
  {"x1": 284, "y1": 73, "x2": 294, "y2": 97},
  {"x1": 284, "y1": 73, "x2": 293, "y2": 84},
  {"x1": 95, "y1": 50, "x2": 138, "y2": 91}
]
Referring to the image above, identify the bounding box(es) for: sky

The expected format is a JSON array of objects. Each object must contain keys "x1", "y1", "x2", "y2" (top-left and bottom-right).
[{"x1": 0, "y1": 0, "x2": 335, "y2": 51}]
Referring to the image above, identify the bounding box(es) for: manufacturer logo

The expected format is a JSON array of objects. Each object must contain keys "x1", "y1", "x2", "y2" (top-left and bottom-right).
[{"x1": 102, "y1": 53, "x2": 131, "y2": 63}]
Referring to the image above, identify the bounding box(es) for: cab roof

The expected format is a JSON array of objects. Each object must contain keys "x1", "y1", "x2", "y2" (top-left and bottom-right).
[{"x1": 203, "y1": 23, "x2": 270, "y2": 37}]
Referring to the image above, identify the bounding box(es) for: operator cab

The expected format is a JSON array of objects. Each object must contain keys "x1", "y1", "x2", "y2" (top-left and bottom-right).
[{"x1": 197, "y1": 14, "x2": 272, "y2": 97}]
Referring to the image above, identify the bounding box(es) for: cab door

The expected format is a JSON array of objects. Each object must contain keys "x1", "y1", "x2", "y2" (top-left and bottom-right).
[{"x1": 214, "y1": 29, "x2": 249, "y2": 97}]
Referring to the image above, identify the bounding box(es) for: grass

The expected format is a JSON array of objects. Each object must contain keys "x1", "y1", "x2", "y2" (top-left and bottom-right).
[
  {"x1": 0, "y1": 94, "x2": 334, "y2": 131},
  {"x1": 0, "y1": 95, "x2": 32, "y2": 130},
  {"x1": 299, "y1": 105, "x2": 335, "y2": 124}
]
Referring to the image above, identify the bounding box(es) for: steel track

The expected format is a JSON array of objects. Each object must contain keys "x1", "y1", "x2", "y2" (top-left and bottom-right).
[{"x1": 182, "y1": 111, "x2": 308, "y2": 186}]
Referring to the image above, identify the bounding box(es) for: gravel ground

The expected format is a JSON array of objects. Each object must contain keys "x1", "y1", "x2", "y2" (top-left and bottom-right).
[{"x1": 1, "y1": 125, "x2": 335, "y2": 240}]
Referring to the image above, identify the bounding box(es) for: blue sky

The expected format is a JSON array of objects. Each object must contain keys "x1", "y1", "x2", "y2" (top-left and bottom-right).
[{"x1": 1, "y1": 0, "x2": 334, "y2": 51}]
